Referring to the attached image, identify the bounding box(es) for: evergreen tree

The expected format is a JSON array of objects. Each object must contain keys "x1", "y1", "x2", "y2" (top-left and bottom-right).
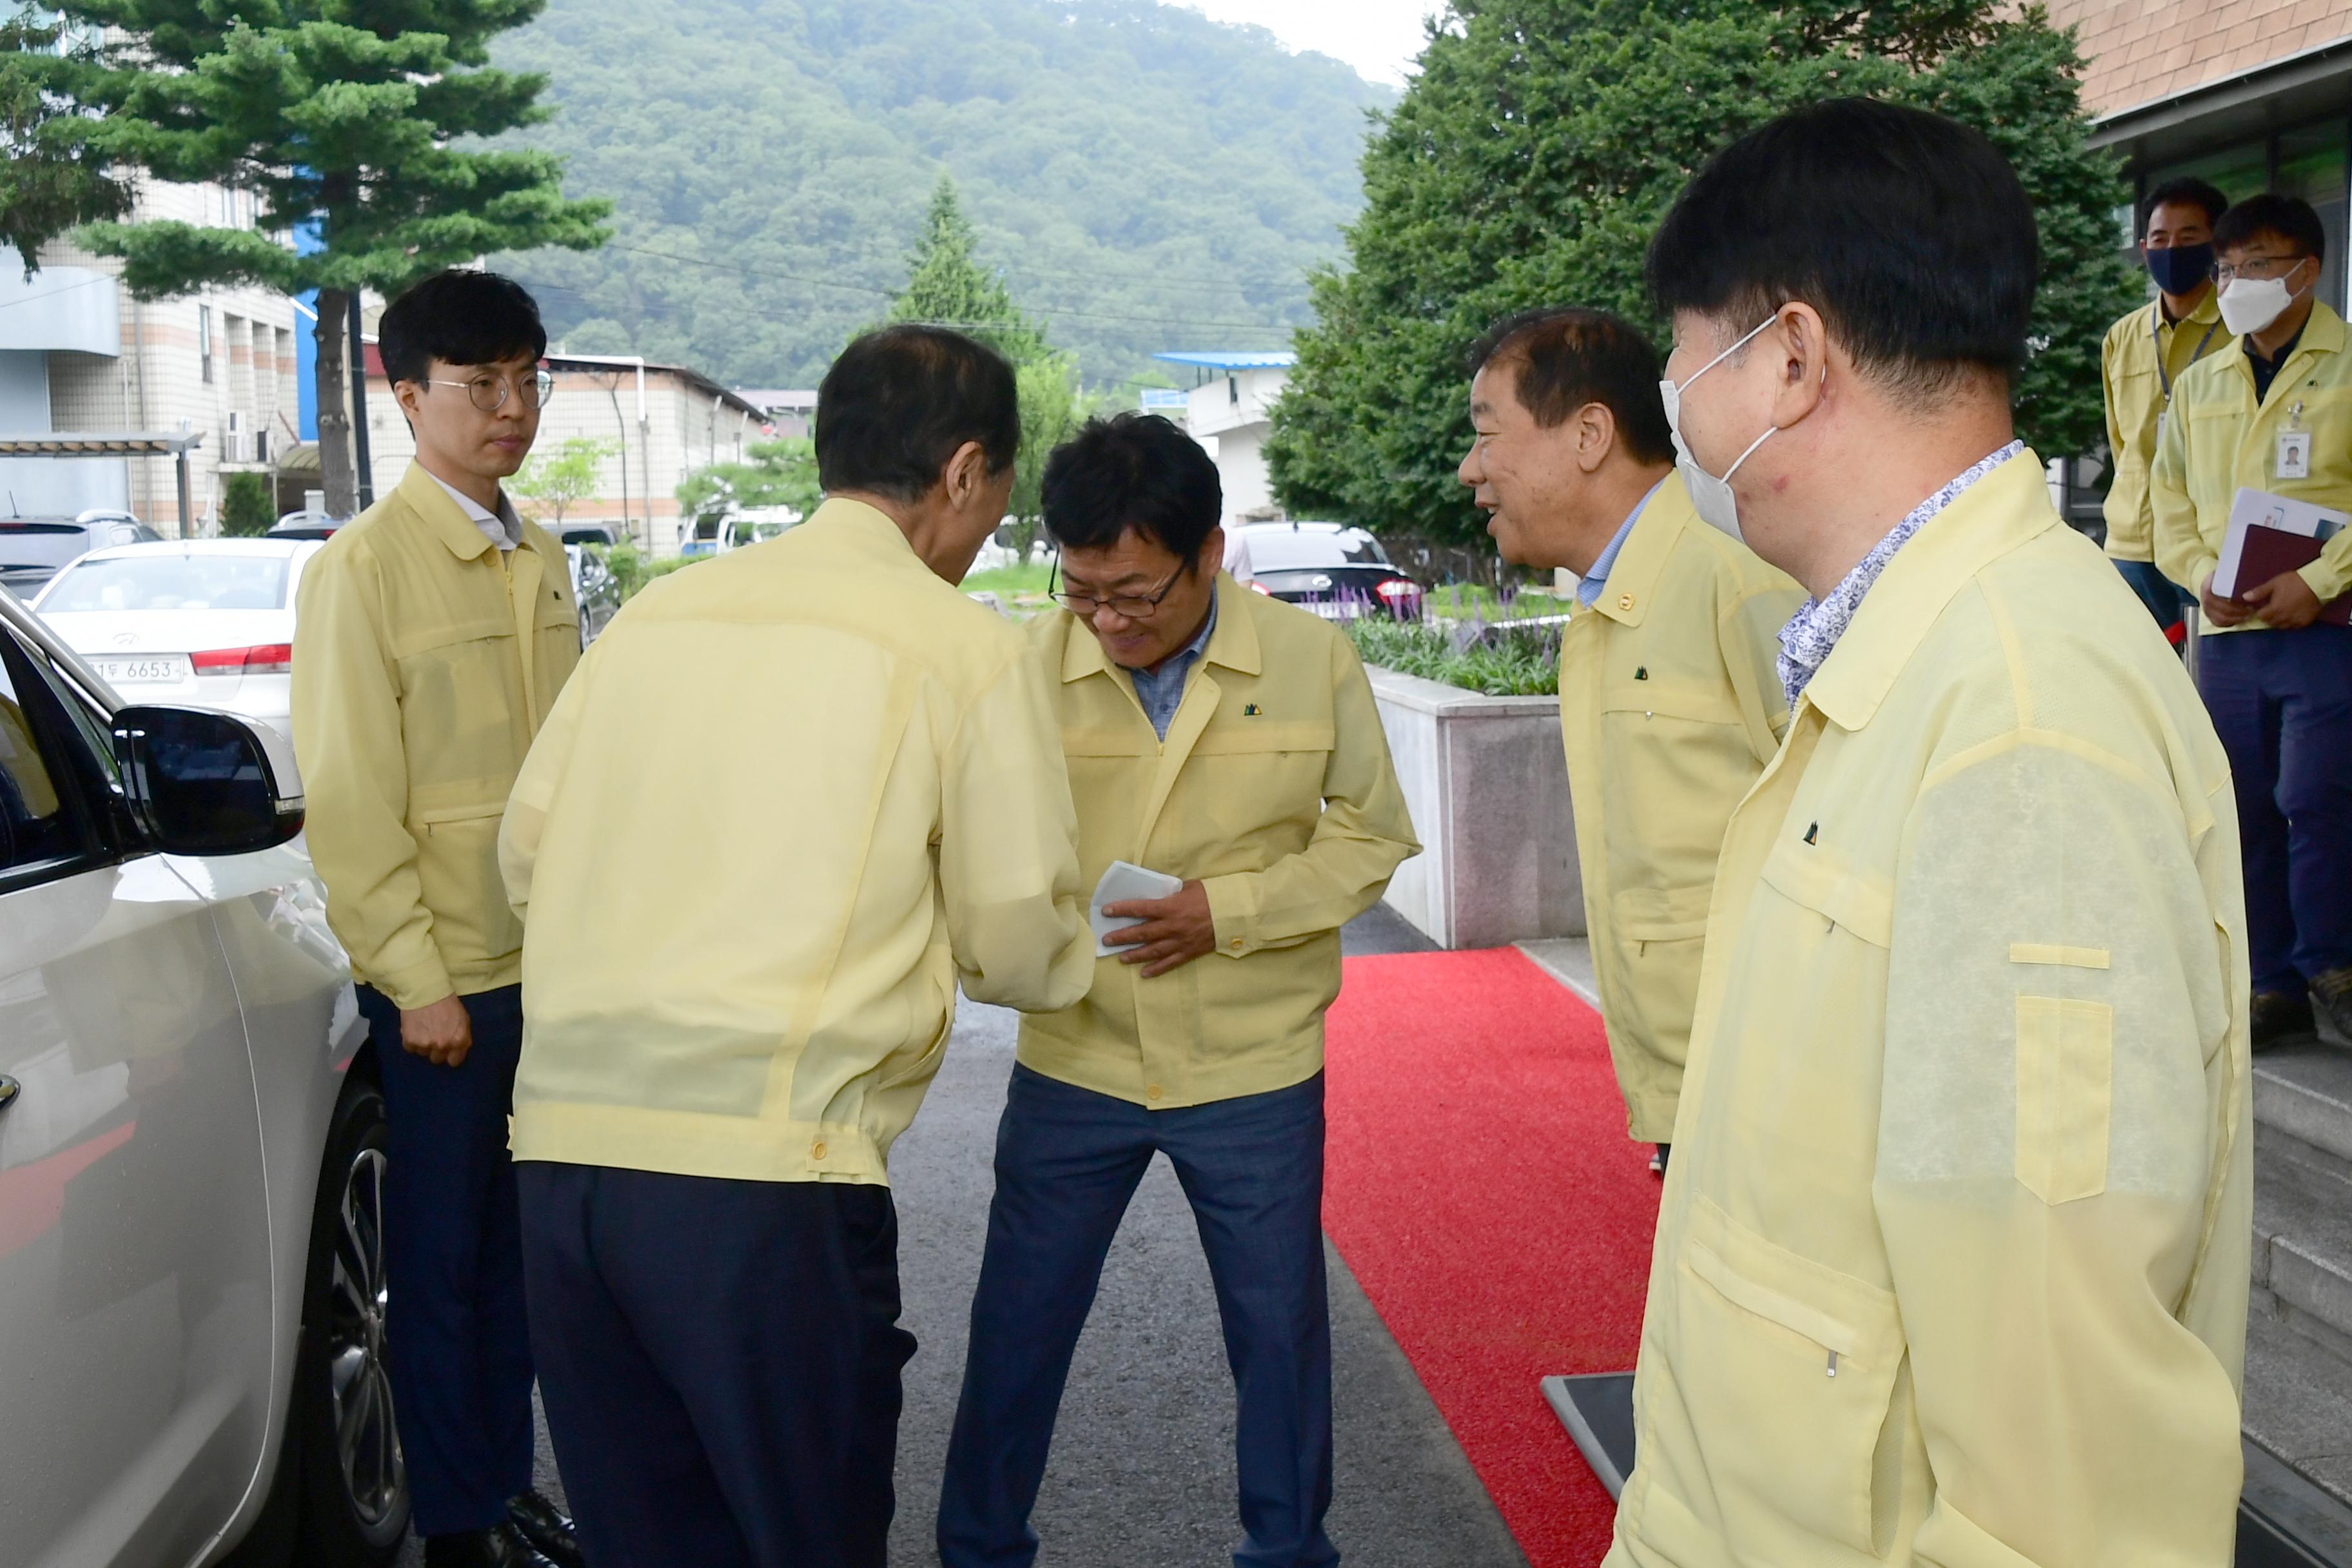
[
  {"x1": 0, "y1": 14, "x2": 129, "y2": 271},
  {"x1": 1266, "y1": 0, "x2": 2136, "y2": 546},
  {"x1": 43, "y1": 0, "x2": 609, "y2": 514},
  {"x1": 885, "y1": 175, "x2": 1047, "y2": 362}
]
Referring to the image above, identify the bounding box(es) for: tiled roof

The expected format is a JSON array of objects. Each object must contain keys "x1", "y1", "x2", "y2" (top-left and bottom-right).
[{"x1": 2039, "y1": 0, "x2": 2352, "y2": 118}]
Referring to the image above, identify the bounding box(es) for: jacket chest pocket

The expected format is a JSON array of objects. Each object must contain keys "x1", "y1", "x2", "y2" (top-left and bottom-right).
[
  {"x1": 1598, "y1": 685, "x2": 1753, "y2": 890},
  {"x1": 1667, "y1": 1197, "x2": 1905, "y2": 1555},
  {"x1": 1179, "y1": 720, "x2": 1333, "y2": 845},
  {"x1": 395, "y1": 625, "x2": 520, "y2": 775}
]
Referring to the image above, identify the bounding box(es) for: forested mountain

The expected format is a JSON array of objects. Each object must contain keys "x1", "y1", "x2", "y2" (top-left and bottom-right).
[{"x1": 491, "y1": 0, "x2": 1393, "y2": 389}]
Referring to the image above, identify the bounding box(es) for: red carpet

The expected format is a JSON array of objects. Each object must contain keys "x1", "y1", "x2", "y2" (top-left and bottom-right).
[{"x1": 1323, "y1": 948, "x2": 1659, "y2": 1568}]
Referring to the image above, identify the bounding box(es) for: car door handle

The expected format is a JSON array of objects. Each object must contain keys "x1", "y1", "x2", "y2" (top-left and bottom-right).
[{"x1": 0, "y1": 1075, "x2": 17, "y2": 1113}]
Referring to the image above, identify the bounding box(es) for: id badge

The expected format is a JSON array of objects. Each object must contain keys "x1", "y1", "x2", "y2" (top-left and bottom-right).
[{"x1": 2278, "y1": 429, "x2": 2313, "y2": 480}]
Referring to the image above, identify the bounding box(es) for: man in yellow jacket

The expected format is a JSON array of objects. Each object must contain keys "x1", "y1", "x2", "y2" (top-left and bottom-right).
[
  {"x1": 500, "y1": 326, "x2": 1093, "y2": 1568},
  {"x1": 1457, "y1": 306, "x2": 1801, "y2": 1174},
  {"x1": 2101, "y1": 176, "x2": 2229, "y2": 639},
  {"x1": 937, "y1": 413, "x2": 1417, "y2": 1568},
  {"x1": 291, "y1": 270, "x2": 582, "y2": 1568},
  {"x1": 2151, "y1": 191, "x2": 2352, "y2": 1051},
  {"x1": 1605, "y1": 99, "x2": 2250, "y2": 1567}
]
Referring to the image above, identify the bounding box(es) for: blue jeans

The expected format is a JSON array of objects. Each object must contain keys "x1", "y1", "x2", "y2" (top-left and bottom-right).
[
  {"x1": 2199, "y1": 625, "x2": 2352, "y2": 991},
  {"x1": 357, "y1": 983, "x2": 536, "y2": 1537},
  {"x1": 937, "y1": 1066, "x2": 1337, "y2": 1568}
]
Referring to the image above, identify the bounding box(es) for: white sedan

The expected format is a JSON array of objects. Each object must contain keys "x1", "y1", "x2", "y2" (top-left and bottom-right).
[{"x1": 31, "y1": 539, "x2": 320, "y2": 742}]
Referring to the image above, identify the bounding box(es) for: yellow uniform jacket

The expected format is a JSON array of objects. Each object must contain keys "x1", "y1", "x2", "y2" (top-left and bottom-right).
[
  {"x1": 499, "y1": 499, "x2": 1094, "y2": 1186},
  {"x1": 2152, "y1": 299, "x2": 2352, "y2": 623},
  {"x1": 1019, "y1": 574, "x2": 1418, "y2": 1108},
  {"x1": 1558, "y1": 475, "x2": 1804, "y2": 1142},
  {"x1": 2100, "y1": 290, "x2": 2225, "y2": 564},
  {"x1": 291, "y1": 460, "x2": 581, "y2": 1008},
  {"x1": 1608, "y1": 453, "x2": 2251, "y2": 1568}
]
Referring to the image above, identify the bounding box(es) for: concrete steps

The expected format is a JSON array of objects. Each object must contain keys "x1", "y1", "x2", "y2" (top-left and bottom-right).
[{"x1": 2249, "y1": 1039, "x2": 2352, "y2": 1551}]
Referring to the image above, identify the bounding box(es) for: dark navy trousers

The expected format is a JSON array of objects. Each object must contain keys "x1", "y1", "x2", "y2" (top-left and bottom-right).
[
  {"x1": 938, "y1": 1065, "x2": 1337, "y2": 1568},
  {"x1": 2199, "y1": 624, "x2": 2352, "y2": 992},
  {"x1": 2115, "y1": 557, "x2": 2191, "y2": 638},
  {"x1": 356, "y1": 983, "x2": 536, "y2": 1538},
  {"x1": 516, "y1": 1164, "x2": 916, "y2": 1568}
]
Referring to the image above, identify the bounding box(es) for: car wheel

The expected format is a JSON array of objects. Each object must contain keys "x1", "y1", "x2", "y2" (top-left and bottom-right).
[{"x1": 293, "y1": 1077, "x2": 409, "y2": 1565}]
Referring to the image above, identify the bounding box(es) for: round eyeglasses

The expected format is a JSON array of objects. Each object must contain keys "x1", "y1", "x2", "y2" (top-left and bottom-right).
[{"x1": 424, "y1": 368, "x2": 555, "y2": 413}]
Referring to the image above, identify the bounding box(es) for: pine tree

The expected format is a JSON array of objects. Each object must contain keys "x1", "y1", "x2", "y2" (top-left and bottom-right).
[
  {"x1": 0, "y1": 14, "x2": 130, "y2": 271},
  {"x1": 44, "y1": 0, "x2": 610, "y2": 513},
  {"x1": 1266, "y1": 0, "x2": 2136, "y2": 546},
  {"x1": 886, "y1": 175, "x2": 1046, "y2": 362}
]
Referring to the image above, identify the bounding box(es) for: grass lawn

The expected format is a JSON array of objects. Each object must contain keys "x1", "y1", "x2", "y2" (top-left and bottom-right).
[
  {"x1": 962, "y1": 559, "x2": 1054, "y2": 596},
  {"x1": 1421, "y1": 580, "x2": 1577, "y2": 622}
]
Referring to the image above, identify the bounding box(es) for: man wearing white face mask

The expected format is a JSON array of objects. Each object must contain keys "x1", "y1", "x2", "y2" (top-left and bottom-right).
[
  {"x1": 1607, "y1": 99, "x2": 2249, "y2": 1568},
  {"x1": 2151, "y1": 191, "x2": 2352, "y2": 1052}
]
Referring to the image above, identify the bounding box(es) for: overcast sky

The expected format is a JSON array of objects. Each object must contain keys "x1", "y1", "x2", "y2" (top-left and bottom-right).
[{"x1": 1158, "y1": 0, "x2": 1436, "y2": 85}]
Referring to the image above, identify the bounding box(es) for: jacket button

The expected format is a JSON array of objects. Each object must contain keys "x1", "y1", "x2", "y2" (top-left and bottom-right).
[
  {"x1": 1619, "y1": 593, "x2": 1635, "y2": 611},
  {"x1": 1146, "y1": 1086, "x2": 1163, "y2": 1102},
  {"x1": 1230, "y1": 937, "x2": 1244, "y2": 950},
  {"x1": 811, "y1": 1141, "x2": 827, "y2": 1160}
]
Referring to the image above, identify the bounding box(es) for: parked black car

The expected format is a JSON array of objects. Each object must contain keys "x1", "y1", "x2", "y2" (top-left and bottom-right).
[{"x1": 1225, "y1": 522, "x2": 1425, "y2": 621}]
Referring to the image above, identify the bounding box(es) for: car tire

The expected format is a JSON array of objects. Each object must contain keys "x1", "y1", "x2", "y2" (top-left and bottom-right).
[{"x1": 291, "y1": 1076, "x2": 409, "y2": 1566}]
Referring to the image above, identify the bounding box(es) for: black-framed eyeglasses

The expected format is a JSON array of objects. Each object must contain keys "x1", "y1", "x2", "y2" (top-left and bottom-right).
[
  {"x1": 1047, "y1": 554, "x2": 1190, "y2": 618},
  {"x1": 424, "y1": 368, "x2": 555, "y2": 413}
]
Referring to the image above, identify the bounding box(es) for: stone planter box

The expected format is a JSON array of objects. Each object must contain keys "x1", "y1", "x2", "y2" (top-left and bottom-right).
[{"x1": 1365, "y1": 665, "x2": 1583, "y2": 950}]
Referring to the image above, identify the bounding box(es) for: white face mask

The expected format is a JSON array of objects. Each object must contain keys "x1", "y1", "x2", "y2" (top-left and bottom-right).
[
  {"x1": 1660, "y1": 317, "x2": 1781, "y2": 542},
  {"x1": 2219, "y1": 260, "x2": 2311, "y2": 337}
]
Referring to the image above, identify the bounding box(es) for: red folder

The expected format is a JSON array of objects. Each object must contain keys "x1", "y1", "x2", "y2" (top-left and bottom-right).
[{"x1": 2235, "y1": 524, "x2": 2352, "y2": 627}]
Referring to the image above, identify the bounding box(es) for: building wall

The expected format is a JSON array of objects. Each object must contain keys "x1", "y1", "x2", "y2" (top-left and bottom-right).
[
  {"x1": 362, "y1": 366, "x2": 758, "y2": 556},
  {"x1": 23, "y1": 176, "x2": 302, "y2": 535},
  {"x1": 2043, "y1": 1, "x2": 2352, "y2": 119}
]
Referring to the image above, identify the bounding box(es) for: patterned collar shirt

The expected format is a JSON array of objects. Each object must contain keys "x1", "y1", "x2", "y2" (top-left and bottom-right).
[
  {"x1": 1126, "y1": 593, "x2": 1219, "y2": 740},
  {"x1": 1776, "y1": 439, "x2": 2026, "y2": 709},
  {"x1": 1576, "y1": 477, "x2": 1667, "y2": 607}
]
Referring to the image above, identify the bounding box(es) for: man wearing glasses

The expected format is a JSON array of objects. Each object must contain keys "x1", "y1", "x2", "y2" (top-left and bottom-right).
[
  {"x1": 292, "y1": 270, "x2": 582, "y2": 1568},
  {"x1": 937, "y1": 413, "x2": 1417, "y2": 1568},
  {"x1": 2154, "y1": 192, "x2": 2352, "y2": 1052}
]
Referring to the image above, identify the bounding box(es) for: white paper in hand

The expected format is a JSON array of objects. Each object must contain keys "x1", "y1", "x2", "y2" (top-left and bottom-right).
[{"x1": 1090, "y1": 860, "x2": 1184, "y2": 958}]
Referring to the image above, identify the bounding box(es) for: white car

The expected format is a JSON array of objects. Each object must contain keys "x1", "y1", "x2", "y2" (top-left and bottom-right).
[
  {"x1": 0, "y1": 590, "x2": 407, "y2": 1566},
  {"x1": 32, "y1": 539, "x2": 322, "y2": 742}
]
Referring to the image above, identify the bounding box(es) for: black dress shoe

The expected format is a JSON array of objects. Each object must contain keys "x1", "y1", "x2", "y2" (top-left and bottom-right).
[
  {"x1": 2313, "y1": 966, "x2": 2352, "y2": 1046},
  {"x1": 422, "y1": 1521, "x2": 558, "y2": 1568},
  {"x1": 2251, "y1": 989, "x2": 2317, "y2": 1052},
  {"x1": 508, "y1": 1491, "x2": 585, "y2": 1568},
  {"x1": 1649, "y1": 1143, "x2": 1671, "y2": 1176}
]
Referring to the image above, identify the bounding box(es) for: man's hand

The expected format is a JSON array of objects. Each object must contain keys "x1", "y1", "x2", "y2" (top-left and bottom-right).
[
  {"x1": 1102, "y1": 879, "x2": 1217, "y2": 978},
  {"x1": 2199, "y1": 572, "x2": 2255, "y2": 629},
  {"x1": 401, "y1": 994, "x2": 473, "y2": 1067},
  {"x1": 2241, "y1": 568, "x2": 2326, "y2": 630}
]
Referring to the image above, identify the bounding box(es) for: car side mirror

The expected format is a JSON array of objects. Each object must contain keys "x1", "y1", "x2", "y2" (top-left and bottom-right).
[{"x1": 110, "y1": 705, "x2": 304, "y2": 854}]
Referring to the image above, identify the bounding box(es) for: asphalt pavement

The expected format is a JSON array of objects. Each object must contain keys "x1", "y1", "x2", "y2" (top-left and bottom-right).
[{"x1": 402, "y1": 907, "x2": 1529, "y2": 1567}]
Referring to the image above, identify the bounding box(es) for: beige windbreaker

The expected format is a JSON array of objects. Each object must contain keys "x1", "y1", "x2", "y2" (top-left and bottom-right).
[
  {"x1": 1607, "y1": 453, "x2": 2251, "y2": 1568},
  {"x1": 1558, "y1": 474, "x2": 1804, "y2": 1142}
]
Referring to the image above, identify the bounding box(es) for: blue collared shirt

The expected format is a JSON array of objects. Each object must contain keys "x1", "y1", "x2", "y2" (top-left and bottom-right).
[
  {"x1": 1576, "y1": 478, "x2": 1665, "y2": 607},
  {"x1": 1126, "y1": 595, "x2": 1219, "y2": 740},
  {"x1": 1776, "y1": 440, "x2": 2026, "y2": 709}
]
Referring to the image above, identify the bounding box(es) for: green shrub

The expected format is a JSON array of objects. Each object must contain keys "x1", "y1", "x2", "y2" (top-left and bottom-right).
[
  {"x1": 597, "y1": 542, "x2": 704, "y2": 602},
  {"x1": 1348, "y1": 616, "x2": 1562, "y2": 698},
  {"x1": 219, "y1": 471, "x2": 274, "y2": 537}
]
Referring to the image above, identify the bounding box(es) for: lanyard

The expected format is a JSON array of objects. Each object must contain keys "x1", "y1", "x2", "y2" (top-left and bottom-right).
[{"x1": 2153, "y1": 304, "x2": 2221, "y2": 403}]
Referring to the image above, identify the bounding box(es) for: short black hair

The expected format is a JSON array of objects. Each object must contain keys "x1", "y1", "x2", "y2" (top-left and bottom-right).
[
  {"x1": 2214, "y1": 192, "x2": 2327, "y2": 261},
  {"x1": 1467, "y1": 308, "x2": 1674, "y2": 466},
  {"x1": 1041, "y1": 413, "x2": 1221, "y2": 560},
  {"x1": 816, "y1": 325, "x2": 1019, "y2": 503},
  {"x1": 1646, "y1": 98, "x2": 2037, "y2": 402},
  {"x1": 2139, "y1": 177, "x2": 2230, "y2": 238},
  {"x1": 378, "y1": 270, "x2": 545, "y2": 386}
]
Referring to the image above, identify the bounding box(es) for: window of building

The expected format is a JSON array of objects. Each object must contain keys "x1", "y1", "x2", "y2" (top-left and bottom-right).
[{"x1": 199, "y1": 304, "x2": 214, "y2": 384}]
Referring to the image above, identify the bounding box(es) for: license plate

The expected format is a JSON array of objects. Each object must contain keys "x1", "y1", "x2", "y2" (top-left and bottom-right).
[
  {"x1": 93, "y1": 655, "x2": 191, "y2": 684},
  {"x1": 1306, "y1": 600, "x2": 1366, "y2": 620}
]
